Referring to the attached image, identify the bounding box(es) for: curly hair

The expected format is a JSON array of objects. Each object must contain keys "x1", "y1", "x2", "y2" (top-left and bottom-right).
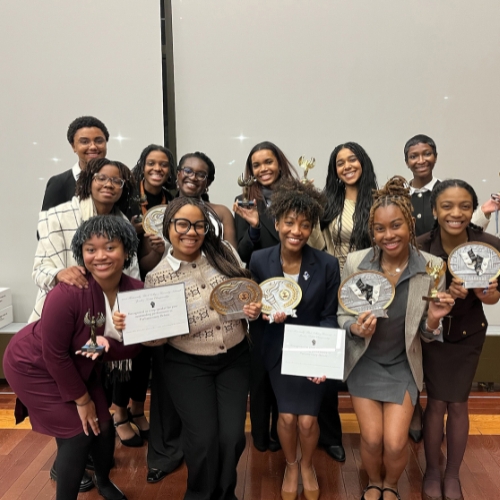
[
  {"x1": 131, "y1": 144, "x2": 176, "y2": 190},
  {"x1": 76, "y1": 158, "x2": 135, "y2": 213},
  {"x1": 429, "y1": 179, "x2": 482, "y2": 236},
  {"x1": 369, "y1": 176, "x2": 417, "y2": 254},
  {"x1": 71, "y1": 215, "x2": 138, "y2": 269},
  {"x1": 268, "y1": 178, "x2": 326, "y2": 227},
  {"x1": 322, "y1": 142, "x2": 378, "y2": 252},
  {"x1": 67, "y1": 116, "x2": 109, "y2": 145},
  {"x1": 243, "y1": 141, "x2": 300, "y2": 202},
  {"x1": 403, "y1": 134, "x2": 437, "y2": 161},
  {"x1": 162, "y1": 197, "x2": 250, "y2": 279}
]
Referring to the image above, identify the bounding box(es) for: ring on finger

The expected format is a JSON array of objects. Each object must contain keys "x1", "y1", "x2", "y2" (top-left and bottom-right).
[
  {"x1": 361, "y1": 325, "x2": 367, "y2": 330},
  {"x1": 94, "y1": 418, "x2": 99, "y2": 422}
]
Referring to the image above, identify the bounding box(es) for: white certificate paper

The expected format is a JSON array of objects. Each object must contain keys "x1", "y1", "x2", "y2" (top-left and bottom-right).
[
  {"x1": 281, "y1": 324, "x2": 345, "y2": 380},
  {"x1": 117, "y1": 284, "x2": 189, "y2": 345}
]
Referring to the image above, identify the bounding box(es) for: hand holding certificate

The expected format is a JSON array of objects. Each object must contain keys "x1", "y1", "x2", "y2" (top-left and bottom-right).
[
  {"x1": 281, "y1": 324, "x2": 346, "y2": 380},
  {"x1": 117, "y1": 284, "x2": 189, "y2": 345}
]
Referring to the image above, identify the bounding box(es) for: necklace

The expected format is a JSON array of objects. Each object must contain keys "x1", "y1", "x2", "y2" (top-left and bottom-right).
[{"x1": 380, "y1": 257, "x2": 409, "y2": 277}]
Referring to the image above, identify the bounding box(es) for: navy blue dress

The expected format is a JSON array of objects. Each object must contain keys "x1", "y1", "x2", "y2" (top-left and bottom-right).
[{"x1": 249, "y1": 244, "x2": 340, "y2": 415}]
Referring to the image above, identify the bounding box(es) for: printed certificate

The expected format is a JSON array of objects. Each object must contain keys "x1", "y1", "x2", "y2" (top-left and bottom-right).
[
  {"x1": 117, "y1": 284, "x2": 189, "y2": 345},
  {"x1": 281, "y1": 324, "x2": 345, "y2": 380}
]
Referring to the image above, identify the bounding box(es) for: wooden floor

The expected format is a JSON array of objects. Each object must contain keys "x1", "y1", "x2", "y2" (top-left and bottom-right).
[{"x1": 2, "y1": 385, "x2": 500, "y2": 499}]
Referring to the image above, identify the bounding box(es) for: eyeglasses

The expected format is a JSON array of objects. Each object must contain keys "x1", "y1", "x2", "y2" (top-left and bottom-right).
[
  {"x1": 179, "y1": 167, "x2": 208, "y2": 181},
  {"x1": 93, "y1": 173, "x2": 125, "y2": 188},
  {"x1": 170, "y1": 218, "x2": 210, "y2": 235}
]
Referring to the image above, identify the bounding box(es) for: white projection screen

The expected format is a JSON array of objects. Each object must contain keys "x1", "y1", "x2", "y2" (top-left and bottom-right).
[
  {"x1": 0, "y1": 1, "x2": 164, "y2": 321},
  {"x1": 171, "y1": 0, "x2": 500, "y2": 328}
]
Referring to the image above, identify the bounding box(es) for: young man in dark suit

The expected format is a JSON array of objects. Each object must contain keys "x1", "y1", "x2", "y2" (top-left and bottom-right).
[{"x1": 41, "y1": 116, "x2": 109, "y2": 211}]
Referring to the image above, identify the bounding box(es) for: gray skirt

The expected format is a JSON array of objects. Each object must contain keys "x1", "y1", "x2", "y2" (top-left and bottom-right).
[{"x1": 347, "y1": 355, "x2": 417, "y2": 406}]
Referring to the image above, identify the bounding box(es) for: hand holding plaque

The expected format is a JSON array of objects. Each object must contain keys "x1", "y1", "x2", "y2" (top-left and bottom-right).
[
  {"x1": 338, "y1": 271, "x2": 394, "y2": 318},
  {"x1": 237, "y1": 174, "x2": 257, "y2": 208},
  {"x1": 210, "y1": 278, "x2": 262, "y2": 320},
  {"x1": 448, "y1": 242, "x2": 500, "y2": 289},
  {"x1": 260, "y1": 277, "x2": 302, "y2": 323},
  {"x1": 143, "y1": 205, "x2": 168, "y2": 236}
]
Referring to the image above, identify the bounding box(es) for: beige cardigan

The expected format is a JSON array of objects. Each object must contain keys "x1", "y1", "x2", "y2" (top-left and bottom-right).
[{"x1": 338, "y1": 247, "x2": 445, "y2": 391}]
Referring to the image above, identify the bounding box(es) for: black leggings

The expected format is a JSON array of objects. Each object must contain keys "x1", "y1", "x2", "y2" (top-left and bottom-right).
[{"x1": 55, "y1": 419, "x2": 114, "y2": 500}]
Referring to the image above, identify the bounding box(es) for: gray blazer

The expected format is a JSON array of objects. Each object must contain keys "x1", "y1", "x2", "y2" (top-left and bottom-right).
[{"x1": 338, "y1": 247, "x2": 445, "y2": 391}]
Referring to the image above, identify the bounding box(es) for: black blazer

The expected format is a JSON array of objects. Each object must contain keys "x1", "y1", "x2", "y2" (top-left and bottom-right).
[
  {"x1": 249, "y1": 244, "x2": 341, "y2": 370},
  {"x1": 41, "y1": 169, "x2": 77, "y2": 211},
  {"x1": 234, "y1": 197, "x2": 280, "y2": 264}
]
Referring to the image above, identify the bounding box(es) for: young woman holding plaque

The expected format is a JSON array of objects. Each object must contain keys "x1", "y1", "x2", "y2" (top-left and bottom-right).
[
  {"x1": 233, "y1": 141, "x2": 299, "y2": 454},
  {"x1": 308, "y1": 141, "x2": 378, "y2": 462},
  {"x1": 176, "y1": 151, "x2": 238, "y2": 248},
  {"x1": 128, "y1": 144, "x2": 175, "y2": 277},
  {"x1": 4, "y1": 216, "x2": 143, "y2": 500},
  {"x1": 417, "y1": 180, "x2": 500, "y2": 500},
  {"x1": 113, "y1": 196, "x2": 261, "y2": 500},
  {"x1": 249, "y1": 178, "x2": 341, "y2": 500},
  {"x1": 338, "y1": 177, "x2": 454, "y2": 500}
]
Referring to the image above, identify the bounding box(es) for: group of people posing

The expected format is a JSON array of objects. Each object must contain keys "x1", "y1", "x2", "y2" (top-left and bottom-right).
[{"x1": 3, "y1": 115, "x2": 500, "y2": 500}]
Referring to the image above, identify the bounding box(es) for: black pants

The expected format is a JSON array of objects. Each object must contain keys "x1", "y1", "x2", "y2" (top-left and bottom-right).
[
  {"x1": 147, "y1": 345, "x2": 184, "y2": 472},
  {"x1": 318, "y1": 379, "x2": 343, "y2": 446},
  {"x1": 165, "y1": 341, "x2": 250, "y2": 500},
  {"x1": 112, "y1": 347, "x2": 151, "y2": 408},
  {"x1": 249, "y1": 328, "x2": 278, "y2": 445},
  {"x1": 55, "y1": 420, "x2": 114, "y2": 500}
]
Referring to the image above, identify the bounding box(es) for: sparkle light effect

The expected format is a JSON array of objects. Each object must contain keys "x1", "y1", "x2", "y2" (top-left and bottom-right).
[
  {"x1": 112, "y1": 134, "x2": 129, "y2": 144},
  {"x1": 233, "y1": 134, "x2": 248, "y2": 142},
  {"x1": 51, "y1": 158, "x2": 61, "y2": 162}
]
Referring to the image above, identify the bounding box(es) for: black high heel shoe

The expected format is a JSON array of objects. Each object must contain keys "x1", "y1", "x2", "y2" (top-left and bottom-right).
[
  {"x1": 113, "y1": 415, "x2": 143, "y2": 447},
  {"x1": 127, "y1": 408, "x2": 149, "y2": 440}
]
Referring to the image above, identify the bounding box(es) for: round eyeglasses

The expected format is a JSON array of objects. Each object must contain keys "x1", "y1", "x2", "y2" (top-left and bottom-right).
[
  {"x1": 93, "y1": 173, "x2": 125, "y2": 188},
  {"x1": 170, "y1": 218, "x2": 210, "y2": 235}
]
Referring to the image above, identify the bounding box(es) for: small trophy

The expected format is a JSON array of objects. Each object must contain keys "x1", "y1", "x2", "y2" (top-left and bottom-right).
[
  {"x1": 298, "y1": 156, "x2": 315, "y2": 184},
  {"x1": 210, "y1": 278, "x2": 262, "y2": 320},
  {"x1": 260, "y1": 277, "x2": 302, "y2": 323},
  {"x1": 131, "y1": 194, "x2": 148, "y2": 223},
  {"x1": 422, "y1": 260, "x2": 447, "y2": 302},
  {"x1": 81, "y1": 310, "x2": 106, "y2": 354},
  {"x1": 237, "y1": 174, "x2": 257, "y2": 208}
]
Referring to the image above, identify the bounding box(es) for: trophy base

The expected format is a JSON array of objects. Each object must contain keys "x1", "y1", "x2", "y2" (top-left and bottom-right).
[
  {"x1": 422, "y1": 296, "x2": 441, "y2": 302},
  {"x1": 81, "y1": 344, "x2": 105, "y2": 354},
  {"x1": 237, "y1": 200, "x2": 255, "y2": 208}
]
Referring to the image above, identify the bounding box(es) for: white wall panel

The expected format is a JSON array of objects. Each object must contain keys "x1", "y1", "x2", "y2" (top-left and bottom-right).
[{"x1": 0, "y1": 0, "x2": 164, "y2": 320}]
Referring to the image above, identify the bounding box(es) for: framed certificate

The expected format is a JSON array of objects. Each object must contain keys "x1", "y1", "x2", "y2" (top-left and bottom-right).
[
  {"x1": 117, "y1": 283, "x2": 189, "y2": 345},
  {"x1": 281, "y1": 324, "x2": 345, "y2": 380},
  {"x1": 448, "y1": 242, "x2": 500, "y2": 288}
]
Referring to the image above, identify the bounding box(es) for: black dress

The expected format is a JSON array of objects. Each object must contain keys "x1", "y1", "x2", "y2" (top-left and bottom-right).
[{"x1": 417, "y1": 227, "x2": 500, "y2": 402}]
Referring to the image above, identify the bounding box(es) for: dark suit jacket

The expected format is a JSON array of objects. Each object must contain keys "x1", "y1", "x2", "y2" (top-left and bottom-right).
[
  {"x1": 249, "y1": 244, "x2": 340, "y2": 370},
  {"x1": 417, "y1": 226, "x2": 500, "y2": 342},
  {"x1": 41, "y1": 168, "x2": 77, "y2": 211},
  {"x1": 234, "y1": 197, "x2": 280, "y2": 264}
]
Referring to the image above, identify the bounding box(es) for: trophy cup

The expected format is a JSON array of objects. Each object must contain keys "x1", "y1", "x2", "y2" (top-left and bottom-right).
[
  {"x1": 422, "y1": 260, "x2": 447, "y2": 301},
  {"x1": 298, "y1": 156, "x2": 315, "y2": 184},
  {"x1": 131, "y1": 194, "x2": 148, "y2": 223},
  {"x1": 237, "y1": 174, "x2": 257, "y2": 208},
  {"x1": 81, "y1": 310, "x2": 106, "y2": 354}
]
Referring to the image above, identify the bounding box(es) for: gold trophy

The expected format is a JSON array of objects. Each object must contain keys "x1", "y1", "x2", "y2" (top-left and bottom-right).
[
  {"x1": 422, "y1": 261, "x2": 447, "y2": 302},
  {"x1": 298, "y1": 156, "x2": 315, "y2": 184},
  {"x1": 237, "y1": 174, "x2": 257, "y2": 208},
  {"x1": 81, "y1": 310, "x2": 106, "y2": 354}
]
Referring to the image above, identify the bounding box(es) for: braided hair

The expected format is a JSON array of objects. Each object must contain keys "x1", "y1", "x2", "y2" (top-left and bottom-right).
[
  {"x1": 131, "y1": 144, "x2": 176, "y2": 190},
  {"x1": 322, "y1": 142, "x2": 378, "y2": 252},
  {"x1": 71, "y1": 215, "x2": 139, "y2": 269},
  {"x1": 269, "y1": 178, "x2": 326, "y2": 226},
  {"x1": 162, "y1": 197, "x2": 250, "y2": 279},
  {"x1": 429, "y1": 179, "x2": 482, "y2": 237},
  {"x1": 243, "y1": 141, "x2": 300, "y2": 202},
  {"x1": 76, "y1": 158, "x2": 135, "y2": 213},
  {"x1": 369, "y1": 176, "x2": 418, "y2": 254}
]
